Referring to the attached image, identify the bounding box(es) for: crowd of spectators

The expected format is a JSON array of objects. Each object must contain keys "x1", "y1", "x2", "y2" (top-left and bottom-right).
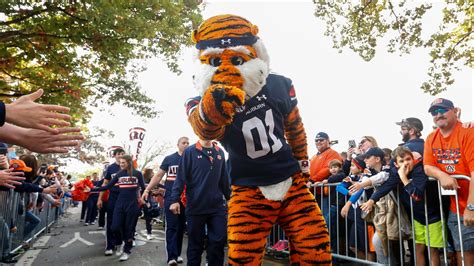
[
  {"x1": 308, "y1": 98, "x2": 474, "y2": 265},
  {"x1": 0, "y1": 89, "x2": 83, "y2": 263}
]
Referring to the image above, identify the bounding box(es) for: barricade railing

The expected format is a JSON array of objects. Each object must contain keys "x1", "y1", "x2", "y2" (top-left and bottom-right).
[
  {"x1": 265, "y1": 175, "x2": 470, "y2": 266},
  {"x1": 0, "y1": 189, "x2": 70, "y2": 259}
]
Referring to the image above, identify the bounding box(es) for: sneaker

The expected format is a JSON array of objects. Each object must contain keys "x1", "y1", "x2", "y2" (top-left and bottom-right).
[
  {"x1": 80, "y1": 219, "x2": 83, "y2": 222},
  {"x1": 177, "y1": 256, "x2": 184, "y2": 263},
  {"x1": 116, "y1": 244, "x2": 124, "y2": 256},
  {"x1": 1, "y1": 257, "x2": 18, "y2": 264},
  {"x1": 119, "y1": 253, "x2": 129, "y2": 261},
  {"x1": 104, "y1": 249, "x2": 113, "y2": 256},
  {"x1": 84, "y1": 223, "x2": 89, "y2": 226},
  {"x1": 132, "y1": 240, "x2": 136, "y2": 247},
  {"x1": 146, "y1": 234, "x2": 153, "y2": 240},
  {"x1": 90, "y1": 222, "x2": 95, "y2": 225},
  {"x1": 168, "y1": 259, "x2": 178, "y2": 265},
  {"x1": 98, "y1": 226, "x2": 104, "y2": 230}
]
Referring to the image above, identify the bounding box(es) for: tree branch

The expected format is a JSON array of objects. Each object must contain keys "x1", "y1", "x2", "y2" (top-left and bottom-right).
[
  {"x1": 447, "y1": 30, "x2": 472, "y2": 63},
  {"x1": 56, "y1": 6, "x2": 88, "y2": 22},
  {"x1": 0, "y1": 8, "x2": 50, "y2": 26}
]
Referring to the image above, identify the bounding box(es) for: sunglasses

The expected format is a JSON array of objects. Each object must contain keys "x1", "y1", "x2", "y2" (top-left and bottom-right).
[{"x1": 430, "y1": 108, "x2": 449, "y2": 116}]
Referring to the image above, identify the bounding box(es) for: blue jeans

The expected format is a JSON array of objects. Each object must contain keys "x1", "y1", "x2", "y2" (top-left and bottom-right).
[
  {"x1": 24, "y1": 211, "x2": 41, "y2": 239},
  {"x1": 448, "y1": 211, "x2": 474, "y2": 251}
]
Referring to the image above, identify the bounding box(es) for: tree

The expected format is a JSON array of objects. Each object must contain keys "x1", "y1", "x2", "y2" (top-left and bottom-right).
[
  {"x1": 313, "y1": 0, "x2": 472, "y2": 95},
  {"x1": 0, "y1": 1, "x2": 202, "y2": 123}
]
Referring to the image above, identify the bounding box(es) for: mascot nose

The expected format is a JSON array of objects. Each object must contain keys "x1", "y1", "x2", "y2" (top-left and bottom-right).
[{"x1": 213, "y1": 64, "x2": 244, "y2": 87}]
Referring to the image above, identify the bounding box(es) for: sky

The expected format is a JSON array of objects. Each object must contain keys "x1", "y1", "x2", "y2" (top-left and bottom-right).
[{"x1": 68, "y1": 1, "x2": 473, "y2": 173}]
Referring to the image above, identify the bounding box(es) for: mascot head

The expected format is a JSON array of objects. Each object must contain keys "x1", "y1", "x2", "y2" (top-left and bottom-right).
[{"x1": 192, "y1": 14, "x2": 270, "y2": 99}]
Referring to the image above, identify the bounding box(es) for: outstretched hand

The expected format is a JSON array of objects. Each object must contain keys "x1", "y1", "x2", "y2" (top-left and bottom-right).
[
  {"x1": 5, "y1": 89, "x2": 72, "y2": 133},
  {"x1": 0, "y1": 169, "x2": 25, "y2": 189},
  {"x1": 19, "y1": 127, "x2": 84, "y2": 153}
]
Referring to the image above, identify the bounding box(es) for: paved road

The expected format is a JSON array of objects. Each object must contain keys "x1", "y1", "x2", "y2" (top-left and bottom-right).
[{"x1": 15, "y1": 204, "x2": 289, "y2": 266}]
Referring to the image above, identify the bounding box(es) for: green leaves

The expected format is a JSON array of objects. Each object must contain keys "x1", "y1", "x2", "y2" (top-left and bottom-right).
[
  {"x1": 0, "y1": 1, "x2": 202, "y2": 124},
  {"x1": 313, "y1": 0, "x2": 471, "y2": 95}
]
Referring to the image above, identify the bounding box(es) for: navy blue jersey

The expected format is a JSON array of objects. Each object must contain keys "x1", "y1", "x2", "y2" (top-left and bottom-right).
[
  {"x1": 160, "y1": 152, "x2": 182, "y2": 197},
  {"x1": 187, "y1": 74, "x2": 300, "y2": 186},
  {"x1": 93, "y1": 169, "x2": 145, "y2": 201},
  {"x1": 104, "y1": 162, "x2": 121, "y2": 194}
]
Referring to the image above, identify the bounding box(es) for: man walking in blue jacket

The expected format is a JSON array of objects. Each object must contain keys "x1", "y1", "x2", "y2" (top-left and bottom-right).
[{"x1": 170, "y1": 139, "x2": 231, "y2": 266}]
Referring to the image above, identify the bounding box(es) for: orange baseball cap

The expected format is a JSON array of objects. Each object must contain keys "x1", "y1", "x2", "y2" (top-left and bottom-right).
[{"x1": 10, "y1": 159, "x2": 32, "y2": 172}]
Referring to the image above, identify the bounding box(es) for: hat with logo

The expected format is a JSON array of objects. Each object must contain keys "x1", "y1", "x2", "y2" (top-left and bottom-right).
[
  {"x1": 352, "y1": 155, "x2": 367, "y2": 171},
  {"x1": 10, "y1": 159, "x2": 32, "y2": 172},
  {"x1": 396, "y1": 117, "x2": 423, "y2": 132},
  {"x1": 315, "y1": 132, "x2": 329, "y2": 141},
  {"x1": 363, "y1": 147, "x2": 385, "y2": 161},
  {"x1": 428, "y1": 98, "x2": 454, "y2": 113}
]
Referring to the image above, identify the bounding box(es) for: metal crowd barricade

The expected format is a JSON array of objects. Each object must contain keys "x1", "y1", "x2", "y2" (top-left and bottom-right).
[
  {"x1": 0, "y1": 189, "x2": 70, "y2": 259},
  {"x1": 263, "y1": 175, "x2": 470, "y2": 266}
]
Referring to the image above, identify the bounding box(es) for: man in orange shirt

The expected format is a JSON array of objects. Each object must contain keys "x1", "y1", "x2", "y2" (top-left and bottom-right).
[
  {"x1": 423, "y1": 98, "x2": 474, "y2": 265},
  {"x1": 309, "y1": 132, "x2": 342, "y2": 221}
]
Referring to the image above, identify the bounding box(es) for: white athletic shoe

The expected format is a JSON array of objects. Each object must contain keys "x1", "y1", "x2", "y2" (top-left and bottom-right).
[
  {"x1": 119, "y1": 253, "x2": 129, "y2": 261},
  {"x1": 104, "y1": 249, "x2": 113, "y2": 256},
  {"x1": 177, "y1": 256, "x2": 184, "y2": 263},
  {"x1": 116, "y1": 244, "x2": 124, "y2": 256},
  {"x1": 146, "y1": 234, "x2": 153, "y2": 240},
  {"x1": 132, "y1": 240, "x2": 136, "y2": 247},
  {"x1": 168, "y1": 259, "x2": 178, "y2": 265}
]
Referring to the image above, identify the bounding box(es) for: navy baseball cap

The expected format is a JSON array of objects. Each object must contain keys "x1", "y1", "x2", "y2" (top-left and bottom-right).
[
  {"x1": 315, "y1": 132, "x2": 329, "y2": 140},
  {"x1": 396, "y1": 117, "x2": 423, "y2": 132},
  {"x1": 363, "y1": 147, "x2": 385, "y2": 161},
  {"x1": 428, "y1": 98, "x2": 454, "y2": 113}
]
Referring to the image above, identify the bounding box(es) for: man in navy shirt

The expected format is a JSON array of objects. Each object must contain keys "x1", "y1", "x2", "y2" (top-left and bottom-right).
[
  {"x1": 170, "y1": 139, "x2": 230, "y2": 266},
  {"x1": 97, "y1": 147, "x2": 124, "y2": 256},
  {"x1": 142, "y1": 137, "x2": 189, "y2": 265}
]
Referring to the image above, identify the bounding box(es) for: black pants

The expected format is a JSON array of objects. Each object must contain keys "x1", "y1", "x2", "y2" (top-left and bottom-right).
[
  {"x1": 80, "y1": 201, "x2": 87, "y2": 220},
  {"x1": 98, "y1": 200, "x2": 107, "y2": 227}
]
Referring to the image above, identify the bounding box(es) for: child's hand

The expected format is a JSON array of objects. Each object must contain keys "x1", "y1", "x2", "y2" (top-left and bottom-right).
[
  {"x1": 341, "y1": 205, "x2": 350, "y2": 218},
  {"x1": 360, "y1": 199, "x2": 374, "y2": 213},
  {"x1": 349, "y1": 182, "x2": 363, "y2": 194},
  {"x1": 343, "y1": 177, "x2": 352, "y2": 183},
  {"x1": 321, "y1": 179, "x2": 328, "y2": 184}
]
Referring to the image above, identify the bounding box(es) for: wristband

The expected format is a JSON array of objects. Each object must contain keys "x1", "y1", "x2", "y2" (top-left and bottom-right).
[{"x1": 299, "y1": 160, "x2": 309, "y2": 174}]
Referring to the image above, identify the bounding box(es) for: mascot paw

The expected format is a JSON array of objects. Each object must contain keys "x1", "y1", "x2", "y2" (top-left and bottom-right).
[{"x1": 201, "y1": 85, "x2": 246, "y2": 125}]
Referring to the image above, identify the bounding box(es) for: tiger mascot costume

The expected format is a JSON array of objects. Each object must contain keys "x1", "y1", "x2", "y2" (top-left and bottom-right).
[{"x1": 185, "y1": 14, "x2": 331, "y2": 265}]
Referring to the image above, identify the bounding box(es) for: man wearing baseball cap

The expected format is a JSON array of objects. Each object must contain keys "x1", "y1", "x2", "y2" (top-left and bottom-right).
[
  {"x1": 423, "y1": 98, "x2": 474, "y2": 265},
  {"x1": 396, "y1": 117, "x2": 424, "y2": 155},
  {"x1": 309, "y1": 132, "x2": 342, "y2": 222}
]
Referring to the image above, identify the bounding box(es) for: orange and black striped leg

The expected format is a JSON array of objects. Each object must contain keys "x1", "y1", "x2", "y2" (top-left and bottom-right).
[
  {"x1": 278, "y1": 174, "x2": 332, "y2": 265},
  {"x1": 227, "y1": 186, "x2": 280, "y2": 265}
]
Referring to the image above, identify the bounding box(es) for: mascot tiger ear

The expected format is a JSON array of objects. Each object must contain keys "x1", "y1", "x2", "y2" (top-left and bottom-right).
[{"x1": 191, "y1": 29, "x2": 199, "y2": 44}]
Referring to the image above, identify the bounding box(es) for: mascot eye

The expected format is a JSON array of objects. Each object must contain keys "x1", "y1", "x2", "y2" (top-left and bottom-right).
[
  {"x1": 209, "y1": 57, "x2": 222, "y2": 67},
  {"x1": 231, "y1": 56, "x2": 245, "y2": 66}
]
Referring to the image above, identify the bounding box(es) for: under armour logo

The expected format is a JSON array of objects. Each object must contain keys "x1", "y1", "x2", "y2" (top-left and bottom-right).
[
  {"x1": 221, "y1": 39, "x2": 231, "y2": 45},
  {"x1": 256, "y1": 94, "x2": 267, "y2": 101},
  {"x1": 197, "y1": 155, "x2": 202, "y2": 159}
]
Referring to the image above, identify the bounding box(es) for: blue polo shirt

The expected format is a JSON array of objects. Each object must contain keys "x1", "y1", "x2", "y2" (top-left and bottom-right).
[
  {"x1": 104, "y1": 162, "x2": 121, "y2": 194},
  {"x1": 160, "y1": 152, "x2": 182, "y2": 199},
  {"x1": 170, "y1": 142, "x2": 231, "y2": 216}
]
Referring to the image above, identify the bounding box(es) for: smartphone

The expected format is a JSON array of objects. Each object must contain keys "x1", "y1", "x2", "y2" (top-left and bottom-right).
[
  {"x1": 0, "y1": 147, "x2": 7, "y2": 156},
  {"x1": 348, "y1": 140, "x2": 356, "y2": 148},
  {"x1": 40, "y1": 163, "x2": 48, "y2": 174}
]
